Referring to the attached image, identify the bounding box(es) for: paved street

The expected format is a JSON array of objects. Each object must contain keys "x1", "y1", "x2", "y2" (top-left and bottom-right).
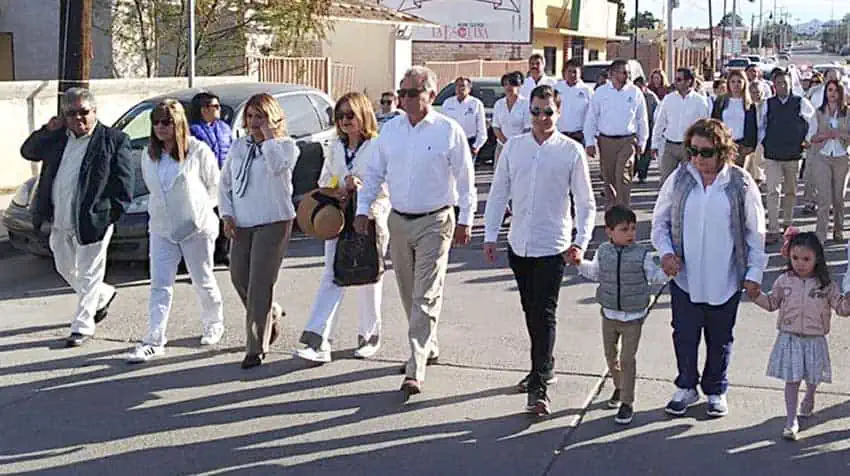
[{"x1": 2, "y1": 156, "x2": 850, "y2": 476}]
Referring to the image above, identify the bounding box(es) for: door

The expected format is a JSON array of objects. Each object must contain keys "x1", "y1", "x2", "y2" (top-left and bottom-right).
[{"x1": 0, "y1": 33, "x2": 14, "y2": 80}]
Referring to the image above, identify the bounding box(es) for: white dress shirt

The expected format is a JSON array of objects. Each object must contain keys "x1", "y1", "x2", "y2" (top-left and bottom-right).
[
  {"x1": 52, "y1": 130, "x2": 92, "y2": 231},
  {"x1": 578, "y1": 250, "x2": 669, "y2": 321},
  {"x1": 441, "y1": 95, "x2": 488, "y2": 150},
  {"x1": 720, "y1": 98, "x2": 748, "y2": 141},
  {"x1": 219, "y1": 136, "x2": 300, "y2": 228},
  {"x1": 554, "y1": 80, "x2": 594, "y2": 133},
  {"x1": 483, "y1": 131, "x2": 596, "y2": 256},
  {"x1": 519, "y1": 74, "x2": 558, "y2": 99},
  {"x1": 757, "y1": 95, "x2": 818, "y2": 146},
  {"x1": 357, "y1": 110, "x2": 477, "y2": 226},
  {"x1": 820, "y1": 112, "x2": 850, "y2": 158},
  {"x1": 318, "y1": 138, "x2": 390, "y2": 219},
  {"x1": 651, "y1": 163, "x2": 767, "y2": 305},
  {"x1": 651, "y1": 89, "x2": 711, "y2": 149},
  {"x1": 492, "y1": 96, "x2": 531, "y2": 143},
  {"x1": 584, "y1": 82, "x2": 650, "y2": 150}
]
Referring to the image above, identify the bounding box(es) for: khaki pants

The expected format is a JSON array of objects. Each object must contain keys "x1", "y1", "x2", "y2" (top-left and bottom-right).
[
  {"x1": 602, "y1": 316, "x2": 644, "y2": 405},
  {"x1": 746, "y1": 144, "x2": 766, "y2": 182},
  {"x1": 810, "y1": 152, "x2": 850, "y2": 241},
  {"x1": 765, "y1": 159, "x2": 800, "y2": 234},
  {"x1": 598, "y1": 136, "x2": 636, "y2": 206},
  {"x1": 388, "y1": 208, "x2": 455, "y2": 383},
  {"x1": 735, "y1": 145, "x2": 754, "y2": 170},
  {"x1": 229, "y1": 220, "x2": 292, "y2": 356},
  {"x1": 659, "y1": 141, "x2": 686, "y2": 186}
]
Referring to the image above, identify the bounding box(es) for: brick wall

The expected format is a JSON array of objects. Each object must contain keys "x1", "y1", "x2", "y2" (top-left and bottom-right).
[{"x1": 412, "y1": 42, "x2": 532, "y2": 65}]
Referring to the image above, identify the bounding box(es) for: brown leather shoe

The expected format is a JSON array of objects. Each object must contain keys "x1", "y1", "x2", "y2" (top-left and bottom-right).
[{"x1": 400, "y1": 378, "x2": 422, "y2": 396}]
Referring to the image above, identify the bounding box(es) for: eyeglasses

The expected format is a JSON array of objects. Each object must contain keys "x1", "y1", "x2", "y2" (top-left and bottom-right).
[
  {"x1": 152, "y1": 118, "x2": 174, "y2": 126},
  {"x1": 380, "y1": 100, "x2": 393, "y2": 105},
  {"x1": 530, "y1": 107, "x2": 556, "y2": 117},
  {"x1": 686, "y1": 146, "x2": 718, "y2": 158},
  {"x1": 64, "y1": 108, "x2": 92, "y2": 118},
  {"x1": 203, "y1": 103, "x2": 221, "y2": 110},
  {"x1": 335, "y1": 111, "x2": 356, "y2": 121},
  {"x1": 397, "y1": 87, "x2": 426, "y2": 98}
]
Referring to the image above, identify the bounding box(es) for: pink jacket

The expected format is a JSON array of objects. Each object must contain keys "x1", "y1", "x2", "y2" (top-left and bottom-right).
[{"x1": 754, "y1": 272, "x2": 850, "y2": 336}]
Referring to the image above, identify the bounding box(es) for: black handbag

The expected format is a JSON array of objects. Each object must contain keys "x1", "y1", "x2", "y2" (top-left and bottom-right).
[{"x1": 333, "y1": 191, "x2": 384, "y2": 286}]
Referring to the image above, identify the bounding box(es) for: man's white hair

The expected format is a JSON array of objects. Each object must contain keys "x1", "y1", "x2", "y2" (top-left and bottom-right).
[
  {"x1": 404, "y1": 66, "x2": 438, "y2": 93},
  {"x1": 62, "y1": 87, "x2": 97, "y2": 111}
]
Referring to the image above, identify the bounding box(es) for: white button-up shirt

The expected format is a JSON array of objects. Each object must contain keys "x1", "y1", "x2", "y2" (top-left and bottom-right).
[
  {"x1": 554, "y1": 80, "x2": 594, "y2": 133},
  {"x1": 651, "y1": 89, "x2": 711, "y2": 149},
  {"x1": 483, "y1": 131, "x2": 596, "y2": 257},
  {"x1": 820, "y1": 112, "x2": 850, "y2": 157},
  {"x1": 578, "y1": 250, "x2": 669, "y2": 321},
  {"x1": 584, "y1": 82, "x2": 650, "y2": 150},
  {"x1": 441, "y1": 95, "x2": 488, "y2": 150},
  {"x1": 757, "y1": 95, "x2": 818, "y2": 146},
  {"x1": 651, "y1": 163, "x2": 767, "y2": 305},
  {"x1": 357, "y1": 110, "x2": 477, "y2": 226},
  {"x1": 52, "y1": 130, "x2": 92, "y2": 231},
  {"x1": 491, "y1": 96, "x2": 530, "y2": 143},
  {"x1": 519, "y1": 74, "x2": 558, "y2": 99}
]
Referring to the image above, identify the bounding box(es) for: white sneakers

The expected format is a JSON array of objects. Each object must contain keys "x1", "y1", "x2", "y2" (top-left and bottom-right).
[
  {"x1": 353, "y1": 340, "x2": 381, "y2": 359},
  {"x1": 294, "y1": 346, "x2": 332, "y2": 363},
  {"x1": 783, "y1": 419, "x2": 799, "y2": 441},
  {"x1": 200, "y1": 325, "x2": 224, "y2": 346},
  {"x1": 126, "y1": 344, "x2": 165, "y2": 363}
]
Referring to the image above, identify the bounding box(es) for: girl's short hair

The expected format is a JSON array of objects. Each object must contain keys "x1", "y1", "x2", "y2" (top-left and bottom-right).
[
  {"x1": 242, "y1": 93, "x2": 287, "y2": 138},
  {"x1": 148, "y1": 99, "x2": 190, "y2": 162},
  {"x1": 334, "y1": 92, "x2": 378, "y2": 141}
]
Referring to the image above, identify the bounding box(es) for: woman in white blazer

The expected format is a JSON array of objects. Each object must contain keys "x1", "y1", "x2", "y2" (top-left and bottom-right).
[
  {"x1": 294, "y1": 92, "x2": 390, "y2": 363},
  {"x1": 127, "y1": 99, "x2": 224, "y2": 363}
]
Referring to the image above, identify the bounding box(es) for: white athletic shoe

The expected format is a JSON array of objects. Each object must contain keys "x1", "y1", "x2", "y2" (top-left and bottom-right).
[
  {"x1": 126, "y1": 344, "x2": 165, "y2": 363},
  {"x1": 200, "y1": 325, "x2": 224, "y2": 346}
]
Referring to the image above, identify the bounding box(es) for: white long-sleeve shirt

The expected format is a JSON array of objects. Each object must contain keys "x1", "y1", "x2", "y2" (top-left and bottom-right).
[
  {"x1": 219, "y1": 136, "x2": 300, "y2": 228},
  {"x1": 357, "y1": 110, "x2": 477, "y2": 226},
  {"x1": 441, "y1": 95, "x2": 488, "y2": 150},
  {"x1": 584, "y1": 82, "x2": 650, "y2": 150},
  {"x1": 554, "y1": 80, "x2": 594, "y2": 133},
  {"x1": 318, "y1": 138, "x2": 390, "y2": 219},
  {"x1": 491, "y1": 96, "x2": 530, "y2": 143},
  {"x1": 578, "y1": 250, "x2": 669, "y2": 321},
  {"x1": 483, "y1": 131, "x2": 596, "y2": 256},
  {"x1": 52, "y1": 129, "x2": 92, "y2": 231},
  {"x1": 519, "y1": 74, "x2": 558, "y2": 99},
  {"x1": 651, "y1": 90, "x2": 711, "y2": 149},
  {"x1": 757, "y1": 95, "x2": 818, "y2": 146},
  {"x1": 819, "y1": 112, "x2": 850, "y2": 158},
  {"x1": 651, "y1": 163, "x2": 767, "y2": 305},
  {"x1": 718, "y1": 98, "x2": 748, "y2": 142}
]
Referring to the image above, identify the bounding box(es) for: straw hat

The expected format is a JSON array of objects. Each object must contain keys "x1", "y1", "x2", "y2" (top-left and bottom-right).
[{"x1": 296, "y1": 188, "x2": 345, "y2": 240}]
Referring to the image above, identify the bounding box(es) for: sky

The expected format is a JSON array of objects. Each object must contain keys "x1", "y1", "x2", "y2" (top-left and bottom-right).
[{"x1": 634, "y1": 0, "x2": 850, "y2": 29}]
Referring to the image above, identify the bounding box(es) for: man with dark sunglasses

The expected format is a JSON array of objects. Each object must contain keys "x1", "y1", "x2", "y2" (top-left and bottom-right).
[
  {"x1": 376, "y1": 91, "x2": 401, "y2": 129},
  {"x1": 483, "y1": 85, "x2": 596, "y2": 416},
  {"x1": 190, "y1": 92, "x2": 232, "y2": 168},
  {"x1": 20, "y1": 88, "x2": 134, "y2": 347}
]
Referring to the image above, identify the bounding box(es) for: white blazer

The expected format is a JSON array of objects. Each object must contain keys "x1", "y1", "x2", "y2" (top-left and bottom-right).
[{"x1": 318, "y1": 138, "x2": 390, "y2": 220}]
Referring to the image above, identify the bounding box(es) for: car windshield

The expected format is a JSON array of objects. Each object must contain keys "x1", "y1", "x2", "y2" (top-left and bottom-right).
[
  {"x1": 727, "y1": 59, "x2": 749, "y2": 67},
  {"x1": 433, "y1": 81, "x2": 504, "y2": 108}
]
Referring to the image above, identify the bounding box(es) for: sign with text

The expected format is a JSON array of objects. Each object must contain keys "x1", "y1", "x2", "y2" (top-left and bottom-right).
[{"x1": 377, "y1": 0, "x2": 532, "y2": 44}]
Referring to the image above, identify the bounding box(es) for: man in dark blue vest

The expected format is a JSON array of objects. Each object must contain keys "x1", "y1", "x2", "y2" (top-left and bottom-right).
[{"x1": 760, "y1": 69, "x2": 817, "y2": 245}]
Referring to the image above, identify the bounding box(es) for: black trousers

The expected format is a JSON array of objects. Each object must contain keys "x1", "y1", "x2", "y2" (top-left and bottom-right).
[{"x1": 508, "y1": 247, "x2": 566, "y2": 391}]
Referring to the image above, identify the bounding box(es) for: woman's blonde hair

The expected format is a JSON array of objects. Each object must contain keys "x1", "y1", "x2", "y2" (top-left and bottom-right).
[
  {"x1": 334, "y1": 92, "x2": 378, "y2": 142},
  {"x1": 242, "y1": 93, "x2": 287, "y2": 138},
  {"x1": 684, "y1": 118, "x2": 737, "y2": 172},
  {"x1": 726, "y1": 70, "x2": 753, "y2": 110},
  {"x1": 148, "y1": 99, "x2": 190, "y2": 162}
]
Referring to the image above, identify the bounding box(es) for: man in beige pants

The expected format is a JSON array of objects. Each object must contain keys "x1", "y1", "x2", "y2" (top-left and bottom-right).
[{"x1": 355, "y1": 66, "x2": 476, "y2": 397}]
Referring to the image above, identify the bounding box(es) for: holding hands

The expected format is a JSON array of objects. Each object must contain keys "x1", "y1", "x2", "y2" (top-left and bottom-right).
[{"x1": 661, "y1": 253, "x2": 681, "y2": 277}]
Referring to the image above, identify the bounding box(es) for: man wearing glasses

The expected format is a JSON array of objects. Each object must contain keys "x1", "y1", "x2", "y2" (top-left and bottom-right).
[
  {"x1": 483, "y1": 85, "x2": 596, "y2": 415},
  {"x1": 20, "y1": 88, "x2": 134, "y2": 347},
  {"x1": 190, "y1": 92, "x2": 232, "y2": 168},
  {"x1": 376, "y1": 91, "x2": 401, "y2": 129},
  {"x1": 651, "y1": 67, "x2": 712, "y2": 185},
  {"x1": 354, "y1": 66, "x2": 476, "y2": 397},
  {"x1": 584, "y1": 59, "x2": 649, "y2": 207}
]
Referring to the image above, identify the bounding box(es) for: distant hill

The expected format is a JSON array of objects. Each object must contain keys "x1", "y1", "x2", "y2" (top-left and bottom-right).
[{"x1": 793, "y1": 19, "x2": 823, "y2": 35}]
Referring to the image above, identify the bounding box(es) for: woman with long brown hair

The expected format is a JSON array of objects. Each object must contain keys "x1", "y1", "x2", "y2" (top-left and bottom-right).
[
  {"x1": 711, "y1": 70, "x2": 758, "y2": 169},
  {"x1": 649, "y1": 69, "x2": 671, "y2": 100},
  {"x1": 220, "y1": 93, "x2": 299, "y2": 368},
  {"x1": 809, "y1": 79, "x2": 850, "y2": 242},
  {"x1": 127, "y1": 99, "x2": 224, "y2": 363},
  {"x1": 294, "y1": 92, "x2": 391, "y2": 363}
]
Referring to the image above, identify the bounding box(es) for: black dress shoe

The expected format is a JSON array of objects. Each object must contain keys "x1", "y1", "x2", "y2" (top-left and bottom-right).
[
  {"x1": 65, "y1": 333, "x2": 91, "y2": 347},
  {"x1": 398, "y1": 355, "x2": 439, "y2": 374},
  {"x1": 400, "y1": 378, "x2": 422, "y2": 396},
  {"x1": 94, "y1": 291, "x2": 117, "y2": 324},
  {"x1": 241, "y1": 353, "x2": 264, "y2": 369}
]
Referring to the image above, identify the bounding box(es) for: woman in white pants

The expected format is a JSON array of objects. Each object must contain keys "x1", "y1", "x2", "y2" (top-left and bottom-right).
[
  {"x1": 294, "y1": 92, "x2": 390, "y2": 363},
  {"x1": 127, "y1": 99, "x2": 224, "y2": 363}
]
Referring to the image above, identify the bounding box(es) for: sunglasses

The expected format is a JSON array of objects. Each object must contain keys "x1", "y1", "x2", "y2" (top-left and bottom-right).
[
  {"x1": 153, "y1": 118, "x2": 174, "y2": 126},
  {"x1": 530, "y1": 107, "x2": 556, "y2": 117},
  {"x1": 203, "y1": 103, "x2": 221, "y2": 110},
  {"x1": 64, "y1": 108, "x2": 92, "y2": 118},
  {"x1": 397, "y1": 87, "x2": 426, "y2": 98},
  {"x1": 380, "y1": 100, "x2": 393, "y2": 105},
  {"x1": 686, "y1": 146, "x2": 718, "y2": 158},
  {"x1": 335, "y1": 111, "x2": 356, "y2": 121}
]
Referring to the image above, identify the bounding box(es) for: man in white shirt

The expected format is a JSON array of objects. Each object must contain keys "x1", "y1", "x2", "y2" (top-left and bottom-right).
[
  {"x1": 355, "y1": 66, "x2": 477, "y2": 397},
  {"x1": 376, "y1": 91, "x2": 402, "y2": 129},
  {"x1": 441, "y1": 76, "x2": 488, "y2": 162},
  {"x1": 652, "y1": 67, "x2": 712, "y2": 184},
  {"x1": 746, "y1": 65, "x2": 773, "y2": 100},
  {"x1": 555, "y1": 57, "x2": 594, "y2": 145},
  {"x1": 584, "y1": 59, "x2": 650, "y2": 207},
  {"x1": 483, "y1": 84, "x2": 596, "y2": 416},
  {"x1": 519, "y1": 53, "x2": 558, "y2": 99}
]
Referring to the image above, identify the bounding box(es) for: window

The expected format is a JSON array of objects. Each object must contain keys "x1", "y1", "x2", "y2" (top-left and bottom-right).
[
  {"x1": 113, "y1": 102, "x2": 156, "y2": 144},
  {"x1": 588, "y1": 49, "x2": 600, "y2": 61},
  {"x1": 277, "y1": 94, "x2": 322, "y2": 139},
  {"x1": 543, "y1": 47, "x2": 557, "y2": 76},
  {"x1": 307, "y1": 93, "x2": 334, "y2": 131}
]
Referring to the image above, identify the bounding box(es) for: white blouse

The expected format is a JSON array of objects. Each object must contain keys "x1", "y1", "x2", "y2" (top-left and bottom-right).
[
  {"x1": 318, "y1": 138, "x2": 390, "y2": 220},
  {"x1": 721, "y1": 98, "x2": 747, "y2": 142},
  {"x1": 492, "y1": 96, "x2": 531, "y2": 143}
]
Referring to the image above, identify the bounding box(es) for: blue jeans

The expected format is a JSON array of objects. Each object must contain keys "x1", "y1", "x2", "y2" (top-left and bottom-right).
[{"x1": 670, "y1": 281, "x2": 741, "y2": 396}]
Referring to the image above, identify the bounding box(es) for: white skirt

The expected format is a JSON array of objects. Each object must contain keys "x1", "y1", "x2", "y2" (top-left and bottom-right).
[{"x1": 766, "y1": 332, "x2": 832, "y2": 385}]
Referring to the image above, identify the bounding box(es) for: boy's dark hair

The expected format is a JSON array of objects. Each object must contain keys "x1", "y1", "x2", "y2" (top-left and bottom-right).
[
  {"x1": 604, "y1": 205, "x2": 636, "y2": 229},
  {"x1": 785, "y1": 232, "x2": 831, "y2": 288},
  {"x1": 530, "y1": 85, "x2": 561, "y2": 109}
]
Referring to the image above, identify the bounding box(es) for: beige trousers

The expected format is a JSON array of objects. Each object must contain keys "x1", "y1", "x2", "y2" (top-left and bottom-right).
[
  {"x1": 659, "y1": 141, "x2": 687, "y2": 186},
  {"x1": 810, "y1": 152, "x2": 850, "y2": 241},
  {"x1": 765, "y1": 159, "x2": 800, "y2": 234},
  {"x1": 602, "y1": 316, "x2": 645, "y2": 406},
  {"x1": 598, "y1": 136, "x2": 636, "y2": 207}
]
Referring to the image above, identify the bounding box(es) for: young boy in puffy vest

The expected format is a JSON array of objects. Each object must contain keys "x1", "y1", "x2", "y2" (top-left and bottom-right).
[{"x1": 577, "y1": 205, "x2": 669, "y2": 425}]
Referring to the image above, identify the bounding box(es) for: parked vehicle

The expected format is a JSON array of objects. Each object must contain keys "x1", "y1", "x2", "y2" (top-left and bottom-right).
[
  {"x1": 722, "y1": 58, "x2": 751, "y2": 75},
  {"x1": 2, "y1": 83, "x2": 336, "y2": 262},
  {"x1": 580, "y1": 59, "x2": 646, "y2": 85},
  {"x1": 433, "y1": 77, "x2": 502, "y2": 162}
]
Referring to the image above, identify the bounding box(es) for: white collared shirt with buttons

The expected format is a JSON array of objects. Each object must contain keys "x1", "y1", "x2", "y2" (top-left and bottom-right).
[
  {"x1": 554, "y1": 80, "x2": 594, "y2": 134},
  {"x1": 491, "y1": 96, "x2": 531, "y2": 143},
  {"x1": 519, "y1": 74, "x2": 558, "y2": 99},
  {"x1": 484, "y1": 131, "x2": 596, "y2": 257},
  {"x1": 651, "y1": 163, "x2": 767, "y2": 305},
  {"x1": 757, "y1": 94, "x2": 818, "y2": 146},
  {"x1": 441, "y1": 95, "x2": 488, "y2": 150},
  {"x1": 357, "y1": 110, "x2": 477, "y2": 226},
  {"x1": 583, "y1": 82, "x2": 650, "y2": 150},
  {"x1": 52, "y1": 129, "x2": 93, "y2": 231},
  {"x1": 820, "y1": 111, "x2": 850, "y2": 158},
  {"x1": 651, "y1": 89, "x2": 711, "y2": 149}
]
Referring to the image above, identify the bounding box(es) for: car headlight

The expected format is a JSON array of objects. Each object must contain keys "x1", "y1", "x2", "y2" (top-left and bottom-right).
[
  {"x1": 126, "y1": 194, "x2": 149, "y2": 214},
  {"x1": 11, "y1": 181, "x2": 33, "y2": 207}
]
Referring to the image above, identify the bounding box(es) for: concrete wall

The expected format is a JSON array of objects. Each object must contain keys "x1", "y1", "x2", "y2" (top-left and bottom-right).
[
  {"x1": 412, "y1": 43, "x2": 530, "y2": 64},
  {"x1": 321, "y1": 21, "x2": 401, "y2": 101},
  {"x1": 0, "y1": 75, "x2": 247, "y2": 190}
]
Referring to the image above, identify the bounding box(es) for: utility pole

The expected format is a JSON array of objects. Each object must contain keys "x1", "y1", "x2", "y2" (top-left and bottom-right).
[
  {"x1": 709, "y1": 0, "x2": 715, "y2": 77},
  {"x1": 758, "y1": 0, "x2": 763, "y2": 51},
  {"x1": 57, "y1": 0, "x2": 92, "y2": 114},
  {"x1": 731, "y1": 0, "x2": 737, "y2": 56},
  {"x1": 666, "y1": 0, "x2": 675, "y2": 80},
  {"x1": 188, "y1": 0, "x2": 196, "y2": 87},
  {"x1": 634, "y1": 0, "x2": 639, "y2": 60},
  {"x1": 721, "y1": 0, "x2": 727, "y2": 62}
]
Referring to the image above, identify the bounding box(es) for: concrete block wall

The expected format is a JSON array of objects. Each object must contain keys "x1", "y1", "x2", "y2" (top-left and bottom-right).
[{"x1": 412, "y1": 42, "x2": 532, "y2": 65}]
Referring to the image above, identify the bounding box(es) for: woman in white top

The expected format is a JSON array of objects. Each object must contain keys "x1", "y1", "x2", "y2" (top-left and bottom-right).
[
  {"x1": 709, "y1": 71, "x2": 758, "y2": 170},
  {"x1": 809, "y1": 80, "x2": 850, "y2": 242},
  {"x1": 491, "y1": 71, "x2": 530, "y2": 164},
  {"x1": 295, "y1": 92, "x2": 390, "y2": 363},
  {"x1": 127, "y1": 100, "x2": 224, "y2": 363},
  {"x1": 220, "y1": 93, "x2": 300, "y2": 369}
]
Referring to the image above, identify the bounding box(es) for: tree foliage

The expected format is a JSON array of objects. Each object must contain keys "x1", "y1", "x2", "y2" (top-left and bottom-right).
[
  {"x1": 717, "y1": 13, "x2": 745, "y2": 28},
  {"x1": 627, "y1": 10, "x2": 660, "y2": 30}
]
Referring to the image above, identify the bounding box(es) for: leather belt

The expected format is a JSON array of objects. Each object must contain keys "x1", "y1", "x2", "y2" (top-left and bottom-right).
[
  {"x1": 599, "y1": 134, "x2": 635, "y2": 139},
  {"x1": 392, "y1": 205, "x2": 450, "y2": 220},
  {"x1": 666, "y1": 139, "x2": 684, "y2": 145}
]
